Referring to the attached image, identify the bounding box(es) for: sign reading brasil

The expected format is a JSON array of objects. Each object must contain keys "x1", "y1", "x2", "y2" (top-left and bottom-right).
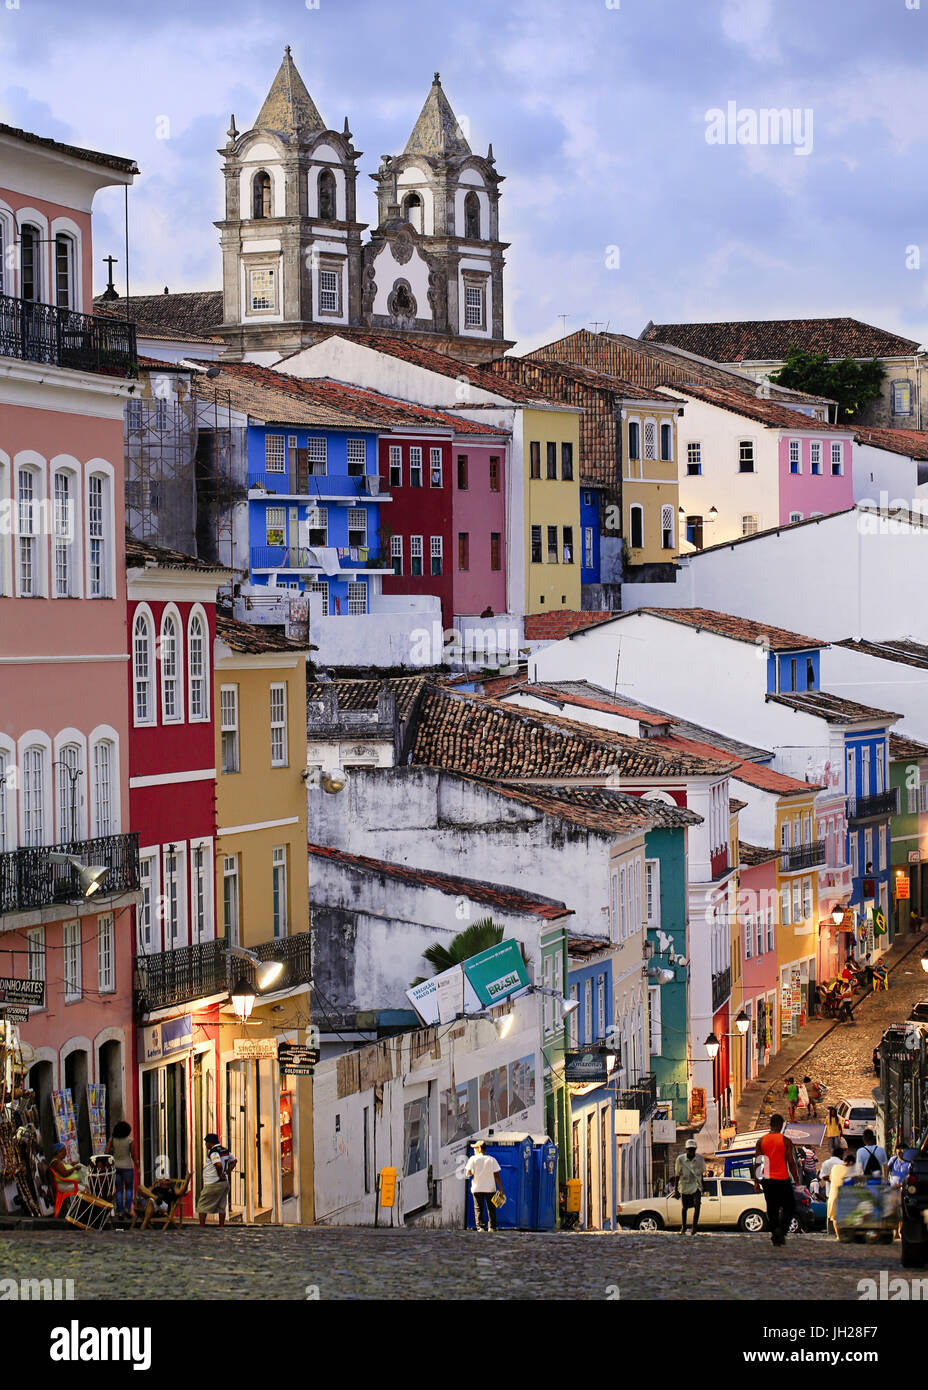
[{"x1": 406, "y1": 939, "x2": 531, "y2": 1025}]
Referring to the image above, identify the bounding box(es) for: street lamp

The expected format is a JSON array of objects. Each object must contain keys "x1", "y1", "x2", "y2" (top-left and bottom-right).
[
  {"x1": 704, "y1": 1031, "x2": 720, "y2": 1060},
  {"x1": 52, "y1": 759, "x2": 83, "y2": 843},
  {"x1": 46, "y1": 852, "x2": 109, "y2": 899},
  {"x1": 230, "y1": 975, "x2": 256, "y2": 1022},
  {"x1": 832, "y1": 903, "x2": 845, "y2": 927},
  {"x1": 230, "y1": 944, "x2": 284, "y2": 991}
]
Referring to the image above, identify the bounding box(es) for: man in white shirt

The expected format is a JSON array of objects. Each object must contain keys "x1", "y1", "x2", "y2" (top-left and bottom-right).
[{"x1": 465, "y1": 1140, "x2": 504, "y2": 1231}]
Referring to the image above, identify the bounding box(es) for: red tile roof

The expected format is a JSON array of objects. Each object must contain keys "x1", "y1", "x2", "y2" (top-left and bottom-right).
[
  {"x1": 475, "y1": 780, "x2": 703, "y2": 834},
  {"x1": 890, "y1": 733, "x2": 928, "y2": 761},
  {"x1": 739, "y1": 842, "x2": 781, "y2": 867},
  {"x1": 215, "y1": 612, "x2": 311, "y2": 654},
  {"x1": 630, "y1": 607, "x2": 827, "y2": 651},
  {"x1": 853, "y1": 426, "x2": 928, "y2": 462},
  {"x1": 280, "y1": 374, "x2": 508, "y2": 436},
  {"x1": 308, "y1": 843, "x2": 572, "y2": 919},
  {"x1": 93, "y1": 290, "x2": 223, "y2": 337},
  {"x1": 137, "y1": 356, "x2": 193, "y2": 371},
  {"x1": 524, "y1": 611, "x2": 616, "y2": 641},
  {"x1": 0, "y1": 122, "x2": 138, "y2": 174},
  {"x1": 767, "y1": 691, "x2": 900, "y2": 725},
  {"x1": 508, "y1": 680, "x2": 672, "y2": 728},
  {"x1": 673, "y1": 379, "x2": 849, "y2": 432},
  {"x1": 729, "y1": 797, "x2": 748, "y2": 814},
  {"x1": 834, "y1": 637, "x2": 928, "y2": 670},
  {"x1": 125, "y1": 536, "x2": 229, "y2": 574},
  {"x1": 652, "y1": 732, "x2": 819, "y2": 795},
  {"x1": 490, "y1": 355, "x2": 684, "y2": 403},
  {"x1": 642, "y1": 317, "x2": 920, "y2": 362}
]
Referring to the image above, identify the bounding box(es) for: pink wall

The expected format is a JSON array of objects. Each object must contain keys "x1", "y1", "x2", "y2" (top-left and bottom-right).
[
  {"x1": 452, "y1": 442, "x2": 508, "y2": 615},
  {"x1": 778, "y1": 433, "x2": 855, "y2": 525},
  {"x1": 740, "y1": 859, "x2": 779, "y2": 999},
  {"x1": 0, "y1": 185, "x2": 94, "y2": 311}
]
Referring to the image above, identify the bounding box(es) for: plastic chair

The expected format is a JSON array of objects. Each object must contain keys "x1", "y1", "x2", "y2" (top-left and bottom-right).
[{"x1": 51, "y1": 1173, "x2": 79, "y2": 1219}]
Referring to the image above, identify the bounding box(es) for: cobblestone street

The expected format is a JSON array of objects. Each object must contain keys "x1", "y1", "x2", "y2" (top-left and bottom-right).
[{"x1": 0, "y1": 1224, "x2": 913, "y2": 1301}]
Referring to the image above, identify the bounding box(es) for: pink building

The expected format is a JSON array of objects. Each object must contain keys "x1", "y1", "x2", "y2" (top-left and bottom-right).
[
  {"x1": 0, "y1": 123, "x2": 139, "y2": 1171},
  {"x1": 451, "y1": 442, "x2": 507, "y2": 617},
  {"x1": 778, "y1": 429, "x2": 855, "y2": 526}
]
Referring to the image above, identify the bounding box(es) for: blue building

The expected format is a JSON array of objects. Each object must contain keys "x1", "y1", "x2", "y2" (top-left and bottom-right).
[
  {"x1": 844, "y1": 724, "x2": 897, "y2": 953},
  {"x1": 580, "y1": 485, "x2": 602, "y2": 593},
  {"x1": 565, "y1": 938, "x2": 618, "y2": 1231},
  {"x1": 642, "y1": 825, "x2": 690, "y2": 1125}
]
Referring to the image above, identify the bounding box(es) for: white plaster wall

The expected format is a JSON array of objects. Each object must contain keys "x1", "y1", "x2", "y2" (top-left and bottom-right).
[
  {"x1": 311, "y1": 602, "x2": 442, "y2": 669},
  {"x1": 821, "y1": 645, "x2": 928, "y2": 742},
  {"x1": 676, "y1": 396, "x2": 780, "y2": 547},
  {"x1": 280, "y1": 337, "x2": 509, "y2": 405},
  {"x1": 371, "y1": 242, "x2": 433, "y2": 319},
  {"x1": 852, "y1": 442, "x2": 925, "y2": 505}
]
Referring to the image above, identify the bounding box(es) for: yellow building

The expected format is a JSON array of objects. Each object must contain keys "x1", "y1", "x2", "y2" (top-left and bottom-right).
[
  {"x1": 774, "y1": 789, "x2": 821, "y2": 1048},
  {"x1": 523, "y1": 405, "x2": 582, "y2": 613},
  {"x1": 619, "y1": 399, "x2": 681, "y2": 569},
  {"x1": 213, "y1": 614, "x2": 313, "y2": 1224}
]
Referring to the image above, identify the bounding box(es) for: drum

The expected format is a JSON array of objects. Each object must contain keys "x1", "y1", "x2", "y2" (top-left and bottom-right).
[
  {"x1": 86, "y1": 1168, "x2": 116, "y2": 1202},
  {"x1": 65, "y1": 1190, "x2": 114, "y2": 1231}
]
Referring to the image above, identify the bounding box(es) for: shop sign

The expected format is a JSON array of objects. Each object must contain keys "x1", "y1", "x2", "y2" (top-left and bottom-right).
[
  {"x1": 278, "y1": 1041, "x2": 319, "y2": 1076},
  {"x1": 0, "y1": 977, "x2": 44, "y2": 1006},
  {"x1": 564, "y1": 1051, "x2": 610, "y2": 1084},
  {"x1": 0, "y1": 1007, "x2": 30, "y2": 1023},
  {"x1": 462, "y1": 940, "x2": 531, "y2": 1007},
  {"x1": 233, "y1": 1037, "x2": 278, "y2": 1060},
  {"x1": 142, "y1": 1014, "x2": 192, "y2": 1062},
  {"x1": 896, "y1": 876, "x2": 911, "y2": 900},
  {"x1": 652, "y1": 1118, "x2": 677, "y2": 1144},
  {"x1": 614, "y1": 1109, "x2": 640, "y2": 1136},
  {"x1": 909, "y1": 851, "x2": 922, "y2": 865}
]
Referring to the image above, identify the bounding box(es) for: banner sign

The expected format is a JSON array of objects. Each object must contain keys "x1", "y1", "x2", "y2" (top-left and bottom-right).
[
  {"x1": 142, "y1": 1014, "x2": 193, "y2": 1062},
  {"x1": 407, "y1": 967, "x2": 482, "y2": 1026},
  {"x1": 51, "y1": 1089, "x2": 79, "y2": 1164},
  {"x1": 233, "y1": 1037, "x2": 278, "y2": 1059},
  {"x1": 462, "y1": 940, "x2": 531, "y2": 1007},
  {"x1": 87, "y1": 1083, "x2": 107, "y2": 1154},
  {"x1": 406, "y1": 940, "x2": 529, "y2": 1025},
  {"x1": 564, "y1": 1051, "x2": 611, "y2": 1084},
  {"x1": 0, "y1": 977, "x2": 44, "y2": 1006}
]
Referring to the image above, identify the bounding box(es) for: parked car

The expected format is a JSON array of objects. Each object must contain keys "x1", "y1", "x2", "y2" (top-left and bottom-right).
[
  {"x1": 836, "y1": 1099, "x2": 877, "y2": 1140},
  {"x1": 616, "y1": 1177, "x2": 816, "y2": 1233},
  {"x1": 907, "y1": 1000, "x2": 928, "y2": 1026}
]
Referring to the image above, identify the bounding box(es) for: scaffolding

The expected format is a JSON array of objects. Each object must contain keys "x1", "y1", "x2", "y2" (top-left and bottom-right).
[
  {"x1": 191, "y1": 381, "x2": 249, "y2": 578},
  {"x1": 124, "y1": 385, "x2": 198, "y2": 555}
]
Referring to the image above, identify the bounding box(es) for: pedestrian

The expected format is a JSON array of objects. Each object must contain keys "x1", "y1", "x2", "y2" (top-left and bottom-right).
[
  {"x1": 853, "y1": 1128, "x2": 887, "y2": 1180},
  {"x1": 888, "y1": 1145, "x2": 911, "y2": 1188},
  {"x1": 465, "y1": 1139, "x2": 503, "y2": 1231},
  {"x1": 784, "y1": 1076, "x2": 799, "y2": 1122},
  {"x1": 824, "y1": 1106, "x2": 845, "y2": 1156},
  {"x1": 105, "y1": 1120, "x2": 137, "y2": 1218},
  {"x1": 754, "y1": 1113, "x2": 801, "y2": 1246},
  {"x1": 797, "y1": 1079, "x2": 810, "y2": 1118},
  {"x1": 673, "y1": 1137, "x2": 707, "y2": 1236},
  {"x1": 803, "y1": 1076, "x2": 819, "y2": 1119},
  {"x1": 196, "y1": 1132, "x2": 235, "y2": 1228},
  {"x1": 824, "y1": 1152, "x2": 851, "y2": 1238}
]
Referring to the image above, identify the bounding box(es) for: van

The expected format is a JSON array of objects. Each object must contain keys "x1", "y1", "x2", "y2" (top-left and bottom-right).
[{"x1": 836, "y1": 1099, "x2": 876, "y2": 1138}]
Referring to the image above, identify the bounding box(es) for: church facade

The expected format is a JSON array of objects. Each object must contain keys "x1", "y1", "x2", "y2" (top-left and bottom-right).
[{"x1": 215, "y1": 50, "x2": 511, "y2": 365}]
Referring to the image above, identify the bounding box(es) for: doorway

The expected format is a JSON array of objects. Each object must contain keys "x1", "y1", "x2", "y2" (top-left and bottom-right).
[
  {"x1": 29, "y1": 1060, "x2": 55, "y2": 1154},
  {"x1": 64, "y1": 1049, "x2": 90, "y2": 1160},
  {"x1": 98, "y1": 1039, "x2": 124, "y2": 1134}
]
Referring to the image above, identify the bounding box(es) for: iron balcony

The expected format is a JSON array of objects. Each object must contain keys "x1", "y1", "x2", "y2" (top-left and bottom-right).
[
  {"x1": 848, "y1": 789, "x2": 899, "y2": 822},
  {"x1": 712, "y1": 965, "x2": 732, "y2": 1012},
  {"x1": 620, "y1": 1072, "x2": 658, "y2": 1118},
  {"x1": 0, "y1": 293, "x2": 137, "y2": 377},
  {"x1": 135, "y1": 931, "x2": 312, "y2": 1014},
  {"x1": 0, "y1": 833, "x2": 140, "y2": 916},
  {"x1": 779, "y1": 840, "x2": 827, "y2": 872}
]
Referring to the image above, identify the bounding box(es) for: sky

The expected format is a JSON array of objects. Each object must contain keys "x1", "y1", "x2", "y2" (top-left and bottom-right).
[{"x1": 1, "y1": 0, "x2": 926, "y2": 353}]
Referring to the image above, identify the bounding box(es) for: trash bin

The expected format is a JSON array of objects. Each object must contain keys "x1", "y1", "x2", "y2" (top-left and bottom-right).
[{"x1": 464, "y1": 1134, "x2": 534, "y2": 1229}]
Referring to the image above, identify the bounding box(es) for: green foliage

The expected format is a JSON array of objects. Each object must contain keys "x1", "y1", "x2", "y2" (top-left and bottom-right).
[
  {"x1": 410, "y1": 918, "x2": 530, "y2": 987},
  {"x1": 770, "y1": 349, "x2": 885, "y2": 424}
]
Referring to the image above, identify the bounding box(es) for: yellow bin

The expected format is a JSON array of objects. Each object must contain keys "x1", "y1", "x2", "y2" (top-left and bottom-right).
[{"x1": 565, "y1": 1178, "x2": 582, "y2": 1213}]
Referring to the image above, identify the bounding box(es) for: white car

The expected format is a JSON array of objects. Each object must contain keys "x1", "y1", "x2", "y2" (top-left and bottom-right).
[
  {"x1": 836, "y1": 1099, "x2": 877, "y2": 1139},
  {"x1": 617, "y1": 1177, "x2": 771, "y2": 1233}
]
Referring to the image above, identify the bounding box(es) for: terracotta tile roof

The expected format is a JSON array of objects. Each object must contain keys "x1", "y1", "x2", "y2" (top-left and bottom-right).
[
  {"x1": 96, "y1": 304, "x2": 222, "y2": 344},
  {"x1": 739, "y1": 842, "x2": 781, "y2": 867},
  {"x1": 93, "y1": 291, "x2": 223, "y2": 337},
  {"x1": 191, "y1": 362, "x2": 376, "y2": 429},
  {"x1": 652, "y1": 732, "x2": 818, "y2": 795},
  {"x1": 0, "y1": 122, "x2": 138, "y2": 174},
  {"x1": 320, "y1": 675, "x2": 430, "y2": 723},
  {"x1": 834, "y1": 637, "x2": 928, "y2": 670},
  {"x1": 490, "y1": 355, "x2": 683, "y2": 402},
  {"x1": 125, "y1": 536, "x2": 229, "y2": 574},
  {"x1": 641, "y1": 317, "x2": 920, "y2": 362},
  {"x1": 513, "y1": 681, "x2": 672, "y2": 728},
  {"x1": 767, "y1": 690, "x2": 900, "y2": 725},
  {"x1": 137, "y1": 356, "x2": 193, "y2": 371},
  {"x1": 853, "y1": 426, "x2": 928, "y2": 462},
  {"x1": 729, "y1": 797, "x2": 748, "y2": 814},
  {"x1": 568, "y1": 934, "x2": 615, "y2": 957},
  {"x1": 672, "y1": 380, "x2": 849, "y2": 432},
  {"x1": 410, "y1": 687, "x2": 737, "y2": 781},
  {"x1": 524, "y1": 611, "x2": 616, "y2": 641},
  {"x1": 215, "y1": 612, "x2": 310, "y2": 654},
  {"x1": 308, "y1": 843, "x2": 572, "y2": 919},
  {"x1": 492, "y1": 782, "x2": 702, "y2": 832},
  {"x1": 890, "y1": 733, "x2": 928, "y2": 761},
  {"x1": 630, "y1": 607, "x2": 828, "y2": 651},
  {"x1": 278, "y1": 374, "x2": 508, "y2": 436}
]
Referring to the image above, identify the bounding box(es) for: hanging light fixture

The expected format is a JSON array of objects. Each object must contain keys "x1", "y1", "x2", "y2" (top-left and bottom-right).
[
  {"x1": 229, "y1": 945, "x2": 284, "y2": 991},
  {"x1": 230, "y1": 975, "x2": 256, "y2": 1022},
  {"x1": 704, "y1": 1031, "x2": 721, "y2": 1060},
  {"x1": 46, "y1": 852, "x2": 109, "y2": 898},
  {"x1": 832, "y1": 903, "x2": 845, "y2": 927},
  {"x1": 734, "y1": 1009, "x2": 750, "y2": 1035}
]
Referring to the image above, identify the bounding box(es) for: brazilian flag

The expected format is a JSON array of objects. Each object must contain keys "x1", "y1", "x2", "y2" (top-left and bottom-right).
[{"x1": 873, "y1": 905, "x2": 887, "y2": 936}]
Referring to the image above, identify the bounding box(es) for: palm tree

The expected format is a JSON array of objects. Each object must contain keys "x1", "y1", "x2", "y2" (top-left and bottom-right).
[{"x1": 410, "y1": 918, "x2": 529, "y2": 986}]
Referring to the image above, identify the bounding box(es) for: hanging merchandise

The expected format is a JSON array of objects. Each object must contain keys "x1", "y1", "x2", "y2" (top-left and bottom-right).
[
  {"x1": 52, "y1": 1089, "x2": 79, "y2": 1163},
  {"x1": 87, "y1": 1084, "x2": 107, "y2": 1153}
]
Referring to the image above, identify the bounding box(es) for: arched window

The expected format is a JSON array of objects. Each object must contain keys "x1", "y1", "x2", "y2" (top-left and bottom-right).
[
  {"x1": 53, "y1": 468, "x2": 79, "y2": 598},
  {"x1": 57, "y1": 742, "x2": 82, "y2": 842},
  {"x1": 20, "y1": 224, "x2": 41, "y2": 302},
  {"x1": 133, "y1": 608, "x2": 155, "y2": 725},
  {"x1": 22, "y1": 745, "x2": 46, "y2": 847},
  {"x1": 17, "y1": 466, "x2": 40, "y2": 597},
  {"x1": 317, "y1": 168, "x2": 336, "y2": 220},
  {"x1": 253, "y1": 171, "x2": 272, "y2": 219},
  {"x1": 55, "y1": 233, "x2": 75, "y2": 309},
  {"x1": 92, "y1": 739, "x2": 114, "y2": 838},
  {"x1": 402, "y1": 193, "x2": 423, "y2": 233},
  {"x1": 629, "y1": 504, "x2": 644, "y2": 550},
  {"x1": 464, "y1": 191, "x2": 480, "y2": 239},
  {"x1": 187, "y1": 609, "x2": 208, "y2": 722},
  {"x1": 160, "y1": 608, "x2": 183, "y2": 722}
]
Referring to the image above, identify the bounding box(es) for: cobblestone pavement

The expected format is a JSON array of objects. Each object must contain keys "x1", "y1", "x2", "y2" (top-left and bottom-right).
[{"x1": 0, "y1": 1224, "x2": 912, "y2": 1300}]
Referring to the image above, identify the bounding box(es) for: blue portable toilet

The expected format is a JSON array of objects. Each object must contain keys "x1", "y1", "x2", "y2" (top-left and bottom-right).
[
  {"x1": 465, "y1": 1134, "x2": 534, "y2": 1229},
  {"x1": 532, "y1": 1137, "x2": 558, "y2": 1230}
]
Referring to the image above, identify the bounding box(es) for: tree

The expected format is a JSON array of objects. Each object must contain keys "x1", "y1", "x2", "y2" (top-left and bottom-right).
[
  {"x1": 410, "y1": 918, "x2": 529, "y2": 986},
  {"x1": 769, "y1": 348, "x2": 885, "y2": 424}
]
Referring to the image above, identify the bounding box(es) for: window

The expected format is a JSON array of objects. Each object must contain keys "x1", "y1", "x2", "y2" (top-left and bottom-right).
[
  {"x1": 127, "y1": 398, "x2": 142, "y2": 432},
  {"x1": 430, "y1": 536, "x2": 443, "y2": 576},
  {"x1": 27, "y1": 926, "x2": 45, "y2": 987},
  {"x1": 878, "y1": 824, "x2": 887, "y2": 870},
  {"x1": 739, "y1": 440, "x2": 755, "y2": 472},
  {"x1": 153, "y1": 399, "x2": 168, "y2": 432},
  {"x1": 619, "y1": 866, "x2": 627, "y2": 940},
  {"x1": 317, "y1": 168, "x2": 336, "y2": 220},
  {"x1": 584, "y1": 526, "x2": 594, "y2": 569},
  {"x1": 63, "y1": 920, "x2": 82, "y2": 1002},
  {"x1": 490, "y1": 532, "x2": 501, "y2": 571},
  {"x1": 464, "y1": 282, "x2": 485, "y2": 328},
  {"x1": 802, "y1": 877, "x2": 813, "y2": 922},
  {"x1": 92, "y1": 740, "x2": 114, "y2": 837},
  {"x1": 430, "y1": 448, "x2": 443, "y2": 487},
  {"x1": 757, "y1": 917, "x2": 765, "y2": 956},
  {"x1": 307, "y1": 437, "x2": 327, "y2": 475},
  {"x1": 347, "y1": 581, "x2": 368, "y2": 614},
  {"x1": 53, "y1": 472, "x2": 74, "y2": 597},
  {"x1": 98, "y1": 914, "x2": 114, "y2": 993},
  {"x1": 789, "y1": 439, "x2": 800, "y2": 473},
  {"x1": 792, "y1": 880, "x2": 802, "y2": 924},
  {"x1": 530, "y1": 525, "x2": 542, "y2": 564},
  {"x1": 270, "y1": 684, "x2": 288, "y2": 767},
  {"x1": 628, "y1": 506, "x2": 643, "y2": 549},
  {"x1": 457, "y1": 455, "x2": 468, "y2": 490},
  {"x1": 160, "y1": 611, "x2": 182, "y2": 722},
  {"x1": 789, "y1": 511, "x2": 803, "y2": 524},
  {"x1": 562, "y1": 526, "x2": 573, "y2": 563},
  {"x1": 458, "y1": 533, "x2": 469, "y2": 571},
  {"x1": 766, "y1": 910, "x2": 774, "y2": 953},
  {"x1": 389, "y1": 445, "x2": 402, "y2": 488},
  {"x1": 745, "y1": 913, "x2": 753, "y2": 958},
  {"x1": 265, "y1": 435, "x2": 285, "y2": 472},
  {"x1": 781, "y1": 884, "x2": 791, "y2": 926},
  {"x1": 223, "y1": 856, "x2": 239, "y2": 946},
  {"x1": 253, "y1": 171, "x2": 272, "y2": 219},
  {"x1": 892, "y1": 381, "x2": 912, "y2": 416},
  {"x1": 346, "y1": 439, "x2": 366, "y2": 476},
  {"x1": 220, "y1": 686, "x2": 239, "y2": 774},
  {"x1": 546, "y1": 525, "x2": 558, "y2": 563},
  {"x1": 645, "y1": 860, "x2": 660, "y2": 925},
  {"x1": 272, "y1": 846, "x2": 289, "y2": 938},
  {"x1": 648, "y1": 985, "x2": 662, "y2": 1057},
  {"x1": 597, "y1": 976, "x2": 606, "y2": 1040},
  {"x1": 138, "y1": 855, "x2": 156, "y2": 954},
  {"x1": 310, "y1": 579, "x2": 329, "y2": 614},
  {"x1": 22, "y1": 746, "x2": 46, "y2": 847},
  {"x1": 464, "y1": 191, "x2": 480, "y2": 239},
  {"x1": 561, "y1": 442, "x2": 574, "y2": 480},
  {"x1": 0, "y1": 750, "x2": 10, "y2": 854},
  {"x1": 628, "y1": 421, "x2": 640, "y2": 460},
  {"x1": 810, "y1": 441, "x2": 822, "y2": 475},
  {"x1": 661, "y1": 504, "x2": 674, "y2": 549},
  {"x1": 850, "y1": 834, "x2": 859, "y2": 879},
  {"x1": 87, "y1": 474, "x2": 107, "y2": 596},
  {"x1": 264, "y1": 507, "x2": 285, "y2": 548},
  {"x1": 831, "y1": 442, "x2": 843, "y2": 475},
  {"x1": 57, "y1": 743, "x2": 81, "y2": 841},
  {"x1": 188, "y1": 611, "x2": 208, "y2": 721},
  {"x1": 391, "y1": 534, "x2": 403, "y2": 575},
  {"x1": 742, "y1": 514, "x2": 758, "y2": 536},
  {"x1": 18, "y1": 468, "x2": 37, "y2": 596},
  {"x1": 920, "y1": 780, "x2": 928, "y2": 815},
  {"x1": 249, "y1": 267, "x2": 276, "y2": 312},
  {"x1": 546, "y1": 443, "x2": 557, "y2": 480},
  {"x1": 409, "y1": 447, "x2": 422, "y2": 487},
  {"x1": 191, "y1": 844, "x2": 209, "y2": 943},
  {"x1": 643, "y1": 421, "x2": 657, "y2": 460},
  {"x1": 410, "y1": 535, "x2": 423, "y2": 576},
  {"x1": 347, "y1": 507, "x2": 367, "y2": 547},
  {"x1": 20, "y1": 224, "x2": 40, "y2": 301},
  {"x1": 489, "y1": 455, "x2": 500, "y2": 491},
  {"x1": 306, "y1": 504, "x2": 327, "y2": 547},
  {"x1": 529, "y1": 442, "x2": 541, "y2": 479},
  {"x1": 686, "y1": 441, "x2": 701, "y2": 474},
  {"x1": 864, "y1": 825, "x2": 873, "y2": 870},
  {"x1": 659, "y1": 422, "x2": 672, "y2": 461}
]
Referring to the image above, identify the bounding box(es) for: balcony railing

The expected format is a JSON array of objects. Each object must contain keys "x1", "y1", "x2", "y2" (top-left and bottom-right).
[
  {"x1": 0, "y1": 833, "x2": 140, "y2": 916},
  {"x1": 848, "y1": 789, "x2": 899, "y2": 821},
  {"x1": 620, "y1": 1072, "x2": 658, "y2": 1118},
  {"x1": 0, "y1": 293, "x2": 137, "y2": 377},
  {"x1": 780, "y1": 840, "x2": 827, "y2": 872},
  {"x1": 135, "y1": 931, "x2": 312, "y2": 1014},
  {"x1": 712, "y1": 965, "x2": 732, "y2": 1012},
  {"x1": 248, "y1": 471, "x2": 381, "y2": 498}
]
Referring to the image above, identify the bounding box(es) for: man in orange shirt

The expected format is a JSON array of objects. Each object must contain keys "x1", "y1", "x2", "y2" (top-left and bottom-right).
[{"x1": 754, "y1": 1113, "x2": 801, "y2": 1246}]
